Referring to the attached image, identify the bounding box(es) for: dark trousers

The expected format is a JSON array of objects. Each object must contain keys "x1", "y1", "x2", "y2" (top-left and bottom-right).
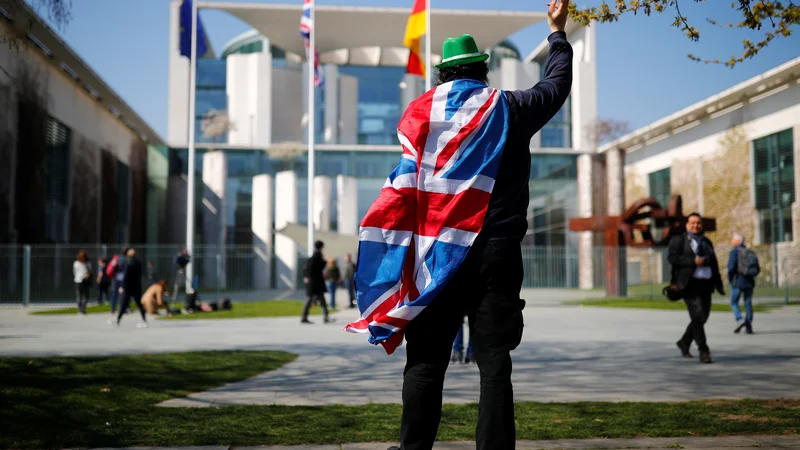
[
  {"x1": 110, "y1": 279, "x2": 124, "y2": 313},
  {"x1": 344, "y1": 279, "x2": 355, "y2": 307},
  {"x1": 680, "y1": 279, "x2": 713, "y2": 353},
  {"x1": 96, "y1": 282, "x2": 110, "y2": 305},
  {"x1": 75, "y1": 282, "x2": 90, "y2": 313},
  {"x1": 302, "y1": 293, "x2": 329, "y2": 321},
  {"x1": 117, "y1": 289, "x2": 146, "y2": 324},
  {"x1": 400, "y1": 239, "x2": 524, "y2": 450}
]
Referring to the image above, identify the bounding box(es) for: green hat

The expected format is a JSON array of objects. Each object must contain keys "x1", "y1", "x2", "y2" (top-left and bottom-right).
[{"x1": 436, "y1": 34, "x2": 489, "y2": 69}]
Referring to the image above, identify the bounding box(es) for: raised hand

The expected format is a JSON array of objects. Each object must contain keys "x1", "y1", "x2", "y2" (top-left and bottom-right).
[{"x1": 547, "y1": 0, "x2": 570, "y2": 33}]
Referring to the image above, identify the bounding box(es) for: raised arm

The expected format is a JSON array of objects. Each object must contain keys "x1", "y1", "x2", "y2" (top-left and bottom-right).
[{"x1": 506, "y1": 0, "x2": 573, "y2": 136}]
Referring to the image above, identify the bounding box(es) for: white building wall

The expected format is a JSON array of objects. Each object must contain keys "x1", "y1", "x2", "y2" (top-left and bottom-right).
[
  {"x1": 167, "y1": 0, "x2": 189, "y2": 148},
  {"x1": 275, "y1": 171, "x2": 299, "y2": 290},
  {"x1": 337, "y1": 175, "x2": 359, "y2": 235},
  {"x1": 227, "y1": 52, "x2": 272, "y2": 147},
  {"x1": 323, "y1": 65, "x2": 339, "y2": 144},
  {"x1": 202, "y1": 151, "x2": 228, "y2": 289},
  {"x1": 570, "y1": 25, "x2": 598, "y2": 151},
  {"x1": 313, "y1": 176, "x2": 332, "y2": 232},
  {"x1": 271, "y1": 67, "x2": 303, "y2": 143},
  {"x1": 252, "y1": 174, "x2": 273, "y2": 290},
  {"x1": 626, "y1": 82, "x2": 800, "y2": 176},
  {"x1": 339, "y1": 74, "x2": 359, "y2": 145}
]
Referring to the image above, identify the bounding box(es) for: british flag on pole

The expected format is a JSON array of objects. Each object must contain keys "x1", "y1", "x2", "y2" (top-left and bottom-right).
[
  {"x1": 299, "y1": 0, "x2": 324, "y2": 88},
  {"x1": 344, "y1": 79, "x2": 509, "y2": 354}
]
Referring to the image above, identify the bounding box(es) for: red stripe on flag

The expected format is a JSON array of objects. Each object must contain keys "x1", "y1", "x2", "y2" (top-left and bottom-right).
[
  {"x1": 360, "y1": 187, "x2": 417, "y2": 231},
  {"x1": 381, "y1": 331, "x2": 405, "y2": 355},
  {"x1": 399, "y1": 90, "x2": 434, "y2": 159},
  {"x1": 406, "y1": 51, "x2": 424, "y2": 76},
  {"x1": 433, "y1": 90, "x2": 497, "y2": 175},
  {"x1": 415, "y1": 188, "x2": 492, "y2": 236}
]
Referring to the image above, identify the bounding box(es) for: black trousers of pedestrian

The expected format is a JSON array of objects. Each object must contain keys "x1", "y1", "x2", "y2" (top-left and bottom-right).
[
  {"x1": 400, "y1": 239, "x2": 525, "y2": 450},
  {"x1": 302, "y1": 293, "x2": 329, "y2": 321},
  {"x1": 96, "y1": 281, "x2": 110, "y2": 305},
  {"x1": 117, "y1": 289, "x2": 146, "y2": 324},
  {"x1": 679, "y1": 279, "x2": 713, "y2": 353},
  {"x1": 75, "y1": 281, "x2": 90, "y2": 313}
]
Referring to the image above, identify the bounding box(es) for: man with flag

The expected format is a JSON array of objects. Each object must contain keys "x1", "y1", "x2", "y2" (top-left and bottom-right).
[{"x1": 345, "y1": 1, "x2": 573, "y2": 448}]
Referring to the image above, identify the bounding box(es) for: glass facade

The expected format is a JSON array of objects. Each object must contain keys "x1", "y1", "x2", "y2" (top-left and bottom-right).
[
  {"x1": 536, "y1": 60, "x2": 572, "y2": 148},
  {"x1": 339, "y1": 66, "x2": 405, "y2": 145},
  {"x1": 753, "y1": 128, "x2": 795, "y2": 243},
  {"x1": 648, "y1": 168, "x2": 671, "y2": 208},
  {"x1": 527, "y1": 154, "x2": 578, "y2": 247},
  {"x1": 44, "y1": 117, "x2": 71, "y2": 243},
  {"x1": 195, "y1": 59, "x2": 228, "y2": 143}
]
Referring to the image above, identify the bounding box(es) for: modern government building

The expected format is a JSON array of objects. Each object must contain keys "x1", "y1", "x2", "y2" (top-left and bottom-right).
[{"x1": 160, "y1": 0, "x2": 599, "y2": 290}]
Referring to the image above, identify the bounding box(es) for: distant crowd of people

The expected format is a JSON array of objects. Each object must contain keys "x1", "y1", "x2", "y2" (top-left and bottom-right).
[
  {"x1": 72, "y1": 248, "x2": 194, "y2": 327},
  {"x1": 300, "y1": 240, "x2": 357, "y2": 324}
]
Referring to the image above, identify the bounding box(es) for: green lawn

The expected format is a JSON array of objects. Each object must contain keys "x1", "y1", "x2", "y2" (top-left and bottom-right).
[
  {"x1": 570, "y1": 297, "x2": 774, "y2": 312},
  {"x1": 30, "y1": 300, "x2": 334, "y2": 319},
  {"x1": 626, "y1": 283, "x2": 800, "y2": 300},
  {"x1": 2, "y1": 352, "x2": 799, "y2": 448}
]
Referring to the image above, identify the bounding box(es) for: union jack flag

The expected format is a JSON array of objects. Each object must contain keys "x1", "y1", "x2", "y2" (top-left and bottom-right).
[
  {"x1": 344, "y1": 79, "x2": 509, "y2": 355},
  {"x1": 299, "y1": 0, "x2": 324, "y2": 88}
]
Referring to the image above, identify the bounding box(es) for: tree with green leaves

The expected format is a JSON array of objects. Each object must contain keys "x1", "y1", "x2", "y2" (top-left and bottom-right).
[{"x1": 570, "y1": 0, "x2": 799, "y2": 67}]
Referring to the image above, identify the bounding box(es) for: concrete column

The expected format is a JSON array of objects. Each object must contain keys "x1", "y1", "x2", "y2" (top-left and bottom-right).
[
  {"x1": 275, "y1": 171, "x2": 298, "y2": 290},
  {"x1": 323, "y1": 65, "x2": 339, "y2": 144},
  {"x1": 252, "y1": 174, "x2": 273, "y2": 290},
  {"x1": 401, "y1": 74, "x2": 422, "y2": 111},
  {"x1": 577, "y1": 153, "x2": 594, "y2": 290},
  {"x1": 313, "y1": 175, "x2": 332, "y2": 232},
  {"x1": 202, "y1": 151, "x2": 228, "y2": 290},
  {"x1": 606, "y1": 148, "x2": 625, "y2": 215},
  {"x1": 338, "y1": 74, "x2": 359, "y2": 145},
  {"x1": 336, "y1": 175, "x2": 359, "y2": 235},
  {"x1": 793, "y1": 125, "x2": 800, "y2": 242}
]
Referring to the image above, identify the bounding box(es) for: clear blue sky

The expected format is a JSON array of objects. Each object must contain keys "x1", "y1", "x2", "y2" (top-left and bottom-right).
[{"x1": 34, "y1": 0, "x2": 800, "y2": 141}]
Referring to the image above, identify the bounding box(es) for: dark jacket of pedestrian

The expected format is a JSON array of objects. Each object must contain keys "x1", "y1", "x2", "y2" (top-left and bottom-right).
[
  {"x1": 304, "y1": 250, "x2": 326, "y2": 296},
  {"x1": 667, "y1": 231, "x2": 723, "y2": 294},
  {"x1": 324, "y1": 262, "x2": 341, "y2": 284},
  {"x1": 727, "y1": 244, "x2": 756, "y2": 290},
  {"x1": 122, "y1": 256, "x2": 143, "y2": 294},
  {"x1": 342, "y1": 261, "x2": 356, "y2": 281}
]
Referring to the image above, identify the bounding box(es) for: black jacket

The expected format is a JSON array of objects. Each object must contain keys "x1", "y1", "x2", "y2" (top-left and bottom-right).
[
  {"x1": 481, "y1": 31, "x2": 573, "y2": 242},
  {"x1": 667, "y1": 232, "x2": 723, "y2": 293},
  {"x1": 122, "y1": 257, "x2": 143, "y2": 293},
  {"x1": 304, "y1": 251, "x2": 326, "y2": 296}
]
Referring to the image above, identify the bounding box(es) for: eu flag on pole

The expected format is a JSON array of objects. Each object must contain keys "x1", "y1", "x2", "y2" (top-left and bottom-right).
[{"x1": 179, "y1": 0, "x2": 208, "y2": 58}]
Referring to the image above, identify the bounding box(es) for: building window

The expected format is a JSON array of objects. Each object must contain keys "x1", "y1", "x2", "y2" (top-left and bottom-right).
[
  {"x1": 535, "y1": 60, "x2": 572, "y2": 148},
  {"x1": 753, "y1": 128, "x2": 794, "y2": 243},
  {"x1": 117, "y1": 161, "x2": 130, "y2": 242},
  {"x1": 195, "y1": 59, "x2": 228, "y2": 143},
  {"x1": 339, "y1": 66, "x2": 404, "y2": 145},
  {"x1": 648, "y1": 168, "x2": 671, "y2": 208},
  {"x1": 44, "y1": 117, "x2": 71, "y2": 242}
]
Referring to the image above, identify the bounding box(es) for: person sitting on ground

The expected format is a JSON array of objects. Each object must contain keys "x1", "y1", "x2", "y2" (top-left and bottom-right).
[{"x1": 141, "y1": 280, "x2": 171, "y2": 316}]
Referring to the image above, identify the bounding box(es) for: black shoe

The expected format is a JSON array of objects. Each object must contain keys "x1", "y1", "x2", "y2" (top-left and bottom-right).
[
  {"x1": 348, "y1": 304, "x2": 356, "y2": 309},
  {"x1": 676, "y1": 341, "x2": 692, "y2": 358},
  {"x1": 735, "y1": 322, "x2": 746, "y2": 334},
  {"x1": 699, "y1": 351, "x2": 713, "y2": 364},
  {"x1": 745, "y1": 323, "x2": 754, "y2": 334},
  {"x1": 301, "y1": 319, "x2": 313, "y2": 324},
  {"x1": 451, "y1": 350, "x2": 462, "y2": 363},
  {"x1": 387, "y1": 446, "x2": 400, "y2": 450},
  {"x1": 324, "y1": 318, "x2": 335, "y2": 324},
  {"x1": 464, "y1": 354, "x2": 475, "y2": 364}
]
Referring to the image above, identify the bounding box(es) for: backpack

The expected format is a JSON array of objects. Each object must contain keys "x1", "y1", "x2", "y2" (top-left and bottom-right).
[
  {"x1": 737, "y1": 247, "x2": 760, "y2": 278},
  {"x1": 105, "y1": 255, "x2": 119, "y2": 277}
]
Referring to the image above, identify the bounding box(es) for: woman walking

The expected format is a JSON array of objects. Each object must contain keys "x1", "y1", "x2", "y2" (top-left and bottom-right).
[
  {"x1": 73, "y1": 251, "x2": 92, "y2": 315},
  {"x1": 324, "y1": 257, "x2": 341, "y2": 309}
]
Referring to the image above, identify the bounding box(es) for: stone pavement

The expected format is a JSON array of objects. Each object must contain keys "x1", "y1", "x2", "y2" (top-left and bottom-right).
[
  {"x1": 89, "y1": 435, "x2": 800, "y2": 449},
  {"x1": 1, "y1": 291, "x2": 799, "y2": 407}
]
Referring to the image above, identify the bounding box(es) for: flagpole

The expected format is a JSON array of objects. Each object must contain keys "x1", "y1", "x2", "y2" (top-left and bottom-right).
[
  {"x1": 185, "y1": 0, "x2": 199, "y2": 294},
  {"x1": 425, "y1": 0, "x2": 431, "y2": 91},
  {"x1": 307, "y1": 0, "x2": 316, "y2": 258}
]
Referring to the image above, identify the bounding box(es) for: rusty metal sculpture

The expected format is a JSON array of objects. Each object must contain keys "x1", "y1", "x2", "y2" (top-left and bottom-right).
[{"x1": 568, "y1": 195, "x2": 716, "y2": 297}]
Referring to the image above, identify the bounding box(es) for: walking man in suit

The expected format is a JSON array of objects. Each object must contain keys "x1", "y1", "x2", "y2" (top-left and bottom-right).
[{"x1": 668, "y1": 213, "x2": 725, "y2": 364}]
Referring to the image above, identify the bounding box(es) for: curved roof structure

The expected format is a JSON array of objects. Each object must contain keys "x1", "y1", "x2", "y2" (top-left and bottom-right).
[{"x1": 200, "y1": 2, "x2": 546, "y2": 67}]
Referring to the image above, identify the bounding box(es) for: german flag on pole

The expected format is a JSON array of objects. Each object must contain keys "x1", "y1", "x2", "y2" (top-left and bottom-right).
[{"x1": 403, "y1": 0, "x2": 426, "y2": 76}]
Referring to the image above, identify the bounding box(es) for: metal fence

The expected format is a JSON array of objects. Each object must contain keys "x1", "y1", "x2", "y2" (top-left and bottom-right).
[{"x1": 1, "y1": 244, "x2": 798, "y2": 305}]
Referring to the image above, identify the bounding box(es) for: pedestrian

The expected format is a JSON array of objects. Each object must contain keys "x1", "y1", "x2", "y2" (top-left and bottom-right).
[
  {"x1": 324, "y1": 257, "x2": 341, "y2": 309},
  {"x1": 668, "y1": 213, "x2": 725, "y2": 364},
  {"x1": 727, "y1": 232, "x2": 760, "y2": 334},
  {"x1": 108, "y1": 247, "x2": 128, "y2": 315},
  {"x1": 114, "y1": 248, "x2": 148, "y2": 328},
  {"x1": 342, "y1": 253, "x2": 357, "y2": 309},
  {"x1": 72, "y1": 250, "x2": 91, "y2": 315},
  {"x1": 301, "y1": 240, "x2": 331, "y2": 324},
  {"x1": 96, "y1": 257, "x2": 111, "y2": 306},
  {"x1": 141, "y1": 280, "x2": 170, "y2": 315},
  {"x1": 349, "y1": 1, "x2": 573, "y2": 448},
  {"x1": 451, "y1": 316, "x2": 474, "y2": 364}
]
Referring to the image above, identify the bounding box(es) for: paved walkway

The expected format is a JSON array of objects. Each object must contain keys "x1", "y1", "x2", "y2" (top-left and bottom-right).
[
  {"x1": 2, "y1": 291, "x2": 799, "y2": 407},
  {"x1": 89, "y1": 435, "x2": 800, "y2": 449}
]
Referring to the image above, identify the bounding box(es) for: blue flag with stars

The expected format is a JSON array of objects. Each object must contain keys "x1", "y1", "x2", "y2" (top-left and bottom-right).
[{"x1": 179, "y1": 0, "x2": 207, "y2": 58}]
